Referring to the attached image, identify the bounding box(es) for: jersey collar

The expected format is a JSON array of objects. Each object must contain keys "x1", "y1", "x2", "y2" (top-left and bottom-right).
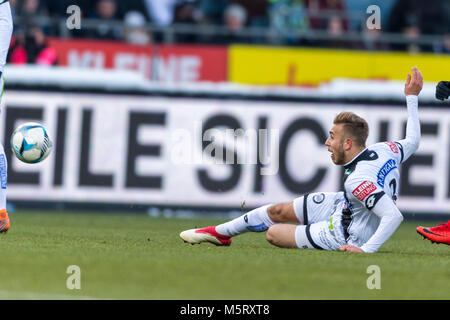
[{"x1": 343, "y1": 147, "x2": 369, "y2": 170}]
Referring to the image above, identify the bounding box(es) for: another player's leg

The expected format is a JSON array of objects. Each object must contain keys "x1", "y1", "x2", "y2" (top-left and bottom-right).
[
  {"x1": 0, "y1": 0, "x2": 13, "y2": 234},
  {"x1": 0, "y1": 144, "x2": 8, "y2": 233},
  {"x1": 179, "y1": 202, "x2": 300, "y2": 246},
  {"x1": 416, "y1": 220, "x2": 450, "y2": 245}
]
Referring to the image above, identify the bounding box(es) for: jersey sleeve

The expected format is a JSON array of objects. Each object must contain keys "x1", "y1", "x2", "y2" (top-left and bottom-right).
[
  {"x1": 360, "y1": 194, "x2": 404, "y2": 253},
  {"x1": 395, "y1": 95, "x2": 421, "y2": 164},
  {"x1": 379, "y1": 141, "x2": 403, "y2": 165},
  {"x1": 345, "y1": 178, "x2": 404, "y2": 253}
]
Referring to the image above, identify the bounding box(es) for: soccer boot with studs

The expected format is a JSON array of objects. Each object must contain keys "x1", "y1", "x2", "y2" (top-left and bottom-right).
[{"x1": 180, "y1": 226, "x2": 232, "y2": 246}]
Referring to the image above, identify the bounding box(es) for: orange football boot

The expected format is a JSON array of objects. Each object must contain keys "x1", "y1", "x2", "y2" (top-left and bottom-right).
[
  {"x1": 416, "y1": 220, "x2": 450, "y2": 245},
  {"x1": 0, "y1": 209, "x2": 9, "y2": 233}
]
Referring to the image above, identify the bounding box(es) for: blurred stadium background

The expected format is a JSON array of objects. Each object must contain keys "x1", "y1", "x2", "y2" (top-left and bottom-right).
[{"x1": 2, "y1": 0, "x2": 450, "y2": 218}]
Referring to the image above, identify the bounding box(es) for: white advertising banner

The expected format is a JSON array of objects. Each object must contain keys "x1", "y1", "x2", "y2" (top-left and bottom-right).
[{"x1": 2, "y1": 91, "x2": 449, "y2": 214}]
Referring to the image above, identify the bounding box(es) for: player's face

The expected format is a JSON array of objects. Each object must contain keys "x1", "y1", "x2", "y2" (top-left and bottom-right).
[{"x1": 325, "y1": 124, "x2": 346, "y2": 165}]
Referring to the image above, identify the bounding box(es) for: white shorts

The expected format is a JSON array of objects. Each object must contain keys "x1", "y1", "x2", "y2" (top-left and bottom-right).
[{"x1": 293, "y1": 192, "x2": 345, "y2": 250}]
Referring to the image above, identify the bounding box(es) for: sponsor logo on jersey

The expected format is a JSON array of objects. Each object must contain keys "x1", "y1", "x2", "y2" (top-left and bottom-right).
[
  {"x1": 384, "y1": 141, "x2": 399, "y2": 153},
  {"x1": 312, "y1": 193, "x2": 325, "y2": 204},
  {"x1": 352, "y1": 181, "x2": 377, "y2": 201},
  {"x1": 377, "y1": 159, "x2": 397, "y2": 188},
  {"x1": 365, "y1": 191, "x2": 385, "y2": 210}
]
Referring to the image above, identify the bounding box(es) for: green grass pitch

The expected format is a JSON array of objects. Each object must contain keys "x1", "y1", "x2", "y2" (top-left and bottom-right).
[{"x1": 0, "y1": 210, "x2": 448, "y2": 300}]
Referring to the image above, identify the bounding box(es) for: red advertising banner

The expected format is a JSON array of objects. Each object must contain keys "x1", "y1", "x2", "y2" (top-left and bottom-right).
[{"x1": 48, "y1": 38, "x2": 228, "y2": 83}]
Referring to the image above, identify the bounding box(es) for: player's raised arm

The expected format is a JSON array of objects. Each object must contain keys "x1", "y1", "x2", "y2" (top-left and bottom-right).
[{"x1": 396, "y1": 67, "x2": 423, "y2": 164}]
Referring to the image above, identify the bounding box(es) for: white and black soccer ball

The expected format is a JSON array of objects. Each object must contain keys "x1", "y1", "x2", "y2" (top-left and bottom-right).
[{"x1": 10, "y1": 122, "x2": 53, "y2": 164}]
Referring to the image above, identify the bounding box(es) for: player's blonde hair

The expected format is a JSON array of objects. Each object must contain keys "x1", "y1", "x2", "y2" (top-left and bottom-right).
[{"x1": 333, "y1": 112, "x2": 369, "y2": 147}]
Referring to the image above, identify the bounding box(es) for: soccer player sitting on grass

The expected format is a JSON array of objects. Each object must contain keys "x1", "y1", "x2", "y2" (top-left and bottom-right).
[{"x1": 180, "y1": 67, "x2": 423, "y2": 253}]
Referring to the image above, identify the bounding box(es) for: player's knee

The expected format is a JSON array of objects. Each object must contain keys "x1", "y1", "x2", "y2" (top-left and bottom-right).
[
  {"x1": 266, "y1": 225, "x2": 294, "y2": 248},
  {"x1": 268, "y1": 203, "x2": 290, "y2": 223},
  {"x1": 266, "y1": 225, "x2": 277, "y2": 244}
]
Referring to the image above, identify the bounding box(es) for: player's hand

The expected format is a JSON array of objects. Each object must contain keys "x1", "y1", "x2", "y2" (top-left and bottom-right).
[
  {"x1": 339, "y1": 245, "x2": 364, "y2": 253},
  {"x1": 435, "y1": 81, "x2": 450, "y2": 101},
  {"x1": 404, "y1": 66, "x2": 423, "y2": 96}
]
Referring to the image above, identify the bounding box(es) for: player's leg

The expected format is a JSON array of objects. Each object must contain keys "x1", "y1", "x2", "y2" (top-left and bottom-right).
[
  {"x1": 215, "y1": 201, "x2": 300, "y2": 236},
  {"x1": 265, "y1": 224, "x2": 298, "y2": 248},
  {"x1": 0, "y1": 2, "x2": 12, "y2": 233},
  {"x1": 179, "y1": 202, "x2": 300, "y2": 245},
  {"x1": 179, "y1": 192, "x2": 342, "y2": 246},
  {"x1": 0, "y1": 73, "x2": 9, "y2": 233},
  {"x1": 266, "y1": 192, "x2": 345, "y2": 250},
  {"x1": 416, "y1": 220, "x2": 450, "y2": 245},
  {"x1": 0, "y1": 143, "x2": 8, "y2": 233},
  {"x1": 267, "y1": 223, "x2": 324, "y2": 250},
  {"x1": 294, "y1": 192, "x2": 344, "y2": 226},
  {"x1": 205, "y1": 193, "x2": 321, "y2": 240},
  {"x1": 0, "y1": 1, "x2": 12, "y2": 74},
  {"x1": 267, "y1": 221, "x2": 343, "y2": 250}
]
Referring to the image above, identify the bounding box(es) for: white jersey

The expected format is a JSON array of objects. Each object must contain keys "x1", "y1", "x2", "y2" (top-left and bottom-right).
[
  {"x1": 331, "y1": 142, "x2": 402, "y2": 247},
  {"x1": 330, "y1": 95, "x2": 420, "y2": 252}
]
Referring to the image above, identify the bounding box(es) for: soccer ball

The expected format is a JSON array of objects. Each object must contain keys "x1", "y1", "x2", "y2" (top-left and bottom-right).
[{"x1": 10, "y1": 122, "x2": 53, "y2": 163}]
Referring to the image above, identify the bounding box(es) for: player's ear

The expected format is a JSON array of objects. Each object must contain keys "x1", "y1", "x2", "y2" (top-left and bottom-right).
[{"x1": 344, "y1": 137, "x2": 353, "y2": 151}]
